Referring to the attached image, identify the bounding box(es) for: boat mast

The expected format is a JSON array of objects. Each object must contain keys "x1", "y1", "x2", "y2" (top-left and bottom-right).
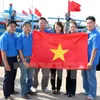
[
  {"x1": 32, "y1": 0, "x2": 34, "y2": 30},
  {"x1": 3, "y1": 0, "x2": 4, "y2": 11}
]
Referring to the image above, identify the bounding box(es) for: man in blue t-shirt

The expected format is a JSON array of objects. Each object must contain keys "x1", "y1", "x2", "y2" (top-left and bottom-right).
[
  {"x1": 0, "y1": 21, "x2": 18, "y2": 100},
  {"x1": 32, "y1": 17, "x2": 52, "y2": 93},
  {"x1": 82, "y1": 16, "x2": 100, "y2": 100},
  {"x1": 17, "y1": 20, "x2": 36, "y2": 99}
]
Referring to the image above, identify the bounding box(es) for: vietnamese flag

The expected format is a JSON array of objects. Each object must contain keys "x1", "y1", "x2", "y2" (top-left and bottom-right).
[
  {"x1": 35, "y1": 8, "x2": 42, "y2": 17},
  {"x1": 68, "y1": 0, "x2": 81, "y2": 12},
  {"x1": 72, "y1": 1, "x2": 81, "y2": 8},
  {"x1": 29, "y1": 8, "x2": 33, "y2": 15},
  {"x1": 22, "y1": 10, "x2": 28, "y2": 16},
  {"x1": 30, "y1": 31, "x2": 88, "y2": 70}
]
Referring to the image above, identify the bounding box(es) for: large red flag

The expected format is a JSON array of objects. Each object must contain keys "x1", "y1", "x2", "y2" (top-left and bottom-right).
[
  {"x1": 68, "y1": 0, "x2": 81, "y2": 12},
  {"x1": 22, "y1": 10, "x2": 28, "y2": 16},
  {"x1": 30, "y1": 31, "x2": 88, "y2": 70},
  {"x1": 35, "y1": 8, "x2": 42, "y2": 17}
]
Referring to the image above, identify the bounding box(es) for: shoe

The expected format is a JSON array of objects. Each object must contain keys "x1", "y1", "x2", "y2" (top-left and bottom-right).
[
  {"x1": 22, "y1": 94, "x2": 29, "y2": 99},
  {"x1": 65, "y1": 92, "x2": 69, "y2": 95},
  {"x1": 57, "y1": 90, "x2": 61, "y2": 94},
  {"x1": 52, "y1": 90, "x2": 57, "y2": 94},
  {"x1": 43, "y1": 88, "x2": 49, "y2": 93},
  {"x1": 85, "y1": 97, "x2": 94, "y2": 100},
  {"x1": 30, "y1": 87, "x2": 37, "y2": 93},
  {"x1": 28, "y1": 91, "x2": 37, "y2": 95},
  {"x1": 79, "y1": 92, "x2": 88, "y2": 95},
  {"x1": 12, "y1": 91, "x2": 19, "y2": 95},
  {"x1": 6, "y1": 96, "x2": 14, "y2": 100},
  {"x1": 68, "y1": 94, "x2": 75, "y2": 98}
]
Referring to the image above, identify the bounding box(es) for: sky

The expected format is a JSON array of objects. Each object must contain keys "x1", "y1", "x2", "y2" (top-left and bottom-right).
[{"x1": 0, "y1": 0, "x2": 100, "y2": 24}]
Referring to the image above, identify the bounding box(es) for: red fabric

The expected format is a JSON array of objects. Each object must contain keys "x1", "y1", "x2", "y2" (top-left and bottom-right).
[
  {"x1": 30, "y1": 31, "x2": 88, "y2": 70},
  {"x1": 0, "y1": 22, "x2": 6, "y2": 25},
  {"x1": 72, "y1": 1, "x2": 81, "y2": 7},
  {"x1": 68, "y1": 0, "x2": 81, "y2": 12},
  {"x1": 22, "y1": 10, "x2": 28, "y2": 16},
  {"x1": 29, "y1": 8, "x2": 32, "y2": 15},
  {"x1": 35, "y1": 8, "x2": 42, "y2": 17}
]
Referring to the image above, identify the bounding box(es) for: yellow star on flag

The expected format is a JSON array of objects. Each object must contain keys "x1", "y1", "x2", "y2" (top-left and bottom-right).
[{"x1": 50, "y1": 43, "x2": 69, "y2": 61}]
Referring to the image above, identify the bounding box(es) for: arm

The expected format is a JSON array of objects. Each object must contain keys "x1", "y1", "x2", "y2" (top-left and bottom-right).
[
  {"x1": 18, "y1": 50, "x2": 29, "y2": 68},
  {"x1": 88, "y1": 35, "x2": 100, "y2": 68},
  {"x1": 0, "y1": 36, "x2": 10, "y2": 71},
  {"x1": 89, "y1": 49, "x2": 97, "y2": 64},
  {"x1": 88, "y1": 49, "x2": 97, "y2": 68},
  {"x1": 1, "y1": 51, "x2": 10, "y2": 71},
  {"x1": 17, "y1": 36, "x2": 29, "y2": 67},
  {"x1": 18, "y1": 50, "x2": 25, "y2": 62}
]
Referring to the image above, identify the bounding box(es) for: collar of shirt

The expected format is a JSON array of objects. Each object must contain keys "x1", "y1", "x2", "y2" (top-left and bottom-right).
[
  {"x1": 38, "y1": 28, "x2": 52, "y2": 33},
  {"x1": 87, "y1": 27, "x2": 97, "y2": 34},
  {"x1": 5, "y1": 31, "x2": 15, "y2": 37},
  {"x1": 22, "y1": 32, "x2": 32, "y2": 37}
]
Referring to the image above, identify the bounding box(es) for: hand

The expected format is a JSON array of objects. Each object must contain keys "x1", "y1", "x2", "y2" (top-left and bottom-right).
[
  {"x1": 23, "y1": 61, "x2": 29, "y2": 68},
  {"x1": 5, "y1": 64, "x2": 11, "y2": 71},
  {"x1": 87, "y1": 62, "x2": 93, "y2": 69},
  {"x1": 17, "y1": 56, "x2": 20, "y2": 62}
]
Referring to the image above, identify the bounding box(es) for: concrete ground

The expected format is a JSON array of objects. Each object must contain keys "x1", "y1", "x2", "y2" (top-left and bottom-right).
[{"x1": 0, "y1": 67, "x2": 100, "y2": 100}]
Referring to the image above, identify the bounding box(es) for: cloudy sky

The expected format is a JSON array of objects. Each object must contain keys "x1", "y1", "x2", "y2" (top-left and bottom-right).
[{"x1": 0, "y1": 0, "x2": 100, "y2": 24}]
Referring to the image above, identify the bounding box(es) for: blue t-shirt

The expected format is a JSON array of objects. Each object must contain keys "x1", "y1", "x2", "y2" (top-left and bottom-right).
[
  {"x1": 0, "y1": 31, "x2": 17, "y2": 57},
  {"x1": 17, "y1": 32, "x2": 32, "y2": 56},
  {"x1": 37, "y1": 28, "x2": 53, "y2": 33},
  {"x1": 44, "y1": 28, "x2": 53, "y2": 33},
  {"x1": 88, "y1": 28, "x2": 100, "y2": 65}
]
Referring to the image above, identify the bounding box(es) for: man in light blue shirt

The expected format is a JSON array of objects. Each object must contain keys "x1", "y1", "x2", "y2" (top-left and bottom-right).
[
  {"x1": 17, "y1": 20, "x2": 36, "y2": 99},
  {"x1": 82, "y1": 16, "x2": 100, "y2": 100},
  {"x1": 0, "y1": 20, "x2": 18, "y2": 100}
]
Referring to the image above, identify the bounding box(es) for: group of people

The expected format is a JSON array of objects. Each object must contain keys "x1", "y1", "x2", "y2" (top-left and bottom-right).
[{"x1": 0, "y1": 15, "x2": 100, "y2": 100}]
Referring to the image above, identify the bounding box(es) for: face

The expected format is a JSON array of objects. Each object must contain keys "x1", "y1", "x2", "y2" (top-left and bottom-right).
[
  {"x1": 23, "y1": 23, "x2": 31, "y2": 33},
  {"x1": 86, "y1": 19, "x2": 95, "y2": 31},
  {"x1": 7, "y1": 23, "x2": 16, "y2": 33},
  {"x1": 69, "y1": 23, "x2": 77, "y2": 33},
  {"x1": 39, "y1": 19, "x2": 47, "y2": 29},
  {"x1": 54, "y1": 24, "x2": 62, "y2": 33}
]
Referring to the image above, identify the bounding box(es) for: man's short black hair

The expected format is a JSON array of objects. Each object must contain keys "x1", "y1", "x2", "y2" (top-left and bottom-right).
[
  {"x1": 6, "y1": 20, "x2": 17, "y2": 27},
  {"x1": 39, "y1": 17, "x2": 47, "y2": 22},
  {"x1": 86, "y1": 16, "x2": 96, "y2": 23}
]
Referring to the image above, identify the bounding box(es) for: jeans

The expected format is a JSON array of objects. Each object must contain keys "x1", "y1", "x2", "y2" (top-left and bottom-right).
[
  {"x1": 82, "y1": 65, "x2": 97, "y2": 99},
  {"x1": 20, "y1": 58, "x2": 34, "y2": 96}
]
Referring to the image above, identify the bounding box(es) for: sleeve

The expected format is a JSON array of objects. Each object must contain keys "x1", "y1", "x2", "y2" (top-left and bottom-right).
[
  {"x1": 92, "y1": 35, "x2": 100, "y2": 50},
  {"x1": 17, "y1": 35, "x2": 22, "y2": 50},
  {"x1": 0, "y1": 37, "x2": 7, "y2": 51}
]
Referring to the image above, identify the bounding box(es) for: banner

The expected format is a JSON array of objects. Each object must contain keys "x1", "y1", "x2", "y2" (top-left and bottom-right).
[{"x1": 30, "y1": 31, "x2": 88, "y2": 70}]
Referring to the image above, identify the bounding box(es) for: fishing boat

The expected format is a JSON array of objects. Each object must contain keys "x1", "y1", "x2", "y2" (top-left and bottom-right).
[{"x1": 0, "y1": 3, "x2": 39, "y2": 36}]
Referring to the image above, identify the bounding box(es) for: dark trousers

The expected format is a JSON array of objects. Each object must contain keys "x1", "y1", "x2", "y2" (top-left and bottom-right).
[
  {"x1": 3, "y1": 56, "x2": 17, "y2": 99},
  {"x1": 66, "y1": 70, "x2": 77, "y2": 95},
  {"x1": 96, "y1": 57, "x2": 100, "y2": 71},
  {"x1": 51, "y1": 69, "x2": 62, "y2": 91}
]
